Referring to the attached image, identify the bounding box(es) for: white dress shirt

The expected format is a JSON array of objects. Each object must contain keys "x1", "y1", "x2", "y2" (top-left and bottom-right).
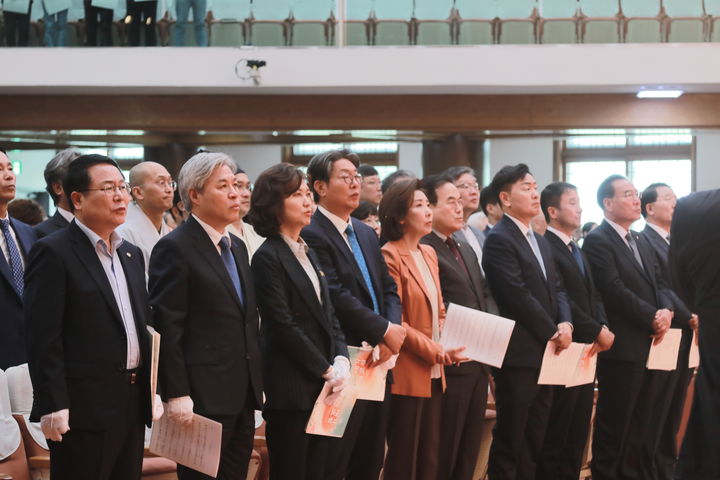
[
  {"x1": 604, "y1": 218, "x2": 633, "y2": 248},
  {"x1": 227, "y1": 220, "x2": 265, "y2": 260},
  {"x1": 116, "y1": 203, "x2": 171, "y2": 274},
  {"x1": 56, "y1": 207, "x2": 74, "y2": 223},
  {"x1": 75, "y1": 219, "x2": 140, "y2": 369},
  {"x1": 546, "y1": 225, "x2": 574, "y2": 252},
  {"x1": 193, "y1": 214, "x2": 230, "y2": 255},
  {"x1": 646, "y1": 222, "x2": 671, "y2": 245},
  {"x1": 281, "y1": 234, "x2": 322, "y2": 304},
  {"x1": 0, "y1": 213, "x2": 25, "y2": 270},
  {"x1": 318, "y1": 205, "x2": 352, "y2": 250}
]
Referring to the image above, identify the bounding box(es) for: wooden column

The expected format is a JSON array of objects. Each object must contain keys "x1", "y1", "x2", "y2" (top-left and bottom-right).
[{"x1": 422, "y1": 134, "x2": 484, "y2": 177}]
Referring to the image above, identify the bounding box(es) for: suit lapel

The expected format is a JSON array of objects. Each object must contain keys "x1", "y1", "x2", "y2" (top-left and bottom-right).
[
  {"x1": 503, "y1": 217, "x2": 551, "y2": 289},
  {"x1": 394, "y1": 241, "x2": 432, "y2": 306},
  {"x1": 52, "y1": 211, "x2": 70, "y2": 229},
  {"x1": 352, "y1": 218, "x2": 380, "y2": 296},
  {"x1": 0, "y1": 248, "x2": 16, "y2": 297},
  {"x1": 116, "y1": 243, "x2": 149, "y2": 347},
  {"x1": 600, "y1": 221, "x2": 650, "y2": 282}
]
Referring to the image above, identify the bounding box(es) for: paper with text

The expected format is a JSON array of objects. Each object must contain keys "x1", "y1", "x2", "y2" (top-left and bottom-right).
[
  {"x1": 147, "y1": 326, "x2": 160, "y2": 415},
  {"x1": 306, "y1": 383, "x2": 358, "y2": 438},
  {"x1": 149, "y1": 413, "x2": 222, "y2": 477},
  {"x1": 439, "y1": 303, "x2": 515, "y2": 368},
  {"x1": 647, "y1": 328, "x2": 682, "y2": 371},
  {"x1": 688, "y1": 330, "x2": 699, "y2": 369},
  {"x1": 348, "y1": 346, "x2": 390, "y2": 402},
  {"x1": 538, "y1": 342, "x2": 585, "y2": 385},
  {"x1": 566, "y1": 344, "x2": 597, "y2": 387}
]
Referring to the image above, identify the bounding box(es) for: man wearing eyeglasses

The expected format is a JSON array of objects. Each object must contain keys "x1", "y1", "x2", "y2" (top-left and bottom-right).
[
  {"x1": 302, "y1": 149, "x2": 404, "y2": 480},
  {"x1": 25, "y1": 154, "x2": 162, "y2": 479},
  {"x1": 118, "y1": 161, "x2": 174, "y2": 276}
]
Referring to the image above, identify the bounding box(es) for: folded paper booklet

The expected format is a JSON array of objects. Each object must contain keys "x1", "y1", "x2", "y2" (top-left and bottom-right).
[
  {"x1": 538, "y1": 342, "x2": 597, "y2": 387},
  {"x1": 348, "y1": 346, "x2": 391, "y2": 402},
  {"x1": 147, "y1": 326, "x2": 160, "y2": 416},
  {"x1": 440, "y1": 303, "x2": 515, "y2": 368},
  {"x1": 306, "y1": 382, "x2": 358, "y2": 438},
  {"x1": 647, "y1": 328, "x2": 682, "y2": 371},
  {"x1": 150, "y1": 412, "x2": 222, "y2": 478},
  {"x1": 566, "y1": 344, "x2": 598, "y2": 388}
]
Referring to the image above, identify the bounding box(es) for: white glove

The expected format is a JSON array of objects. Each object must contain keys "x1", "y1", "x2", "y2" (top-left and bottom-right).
[
  {"x1": 40, "y1": 409, "x2": 70, "y2": 442},
  {"x1": 167, "y1": 396, "x2": 194, "y2": 425},
  {"x1": 322, "y1": 356, "x2": 350, "y2": 393},
  {"x1": 152, "y1": 394, "x2": 164, "y2": 421}
]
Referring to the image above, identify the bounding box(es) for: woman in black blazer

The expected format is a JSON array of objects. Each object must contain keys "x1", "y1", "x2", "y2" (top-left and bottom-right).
[{"x1": 249, "y1": 163, "x2": 350, "y2": 480}]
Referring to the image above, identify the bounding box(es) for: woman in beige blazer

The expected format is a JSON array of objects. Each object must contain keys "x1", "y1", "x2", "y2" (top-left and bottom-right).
[{"x1": 379, "y1": 178, "x2": 467, "y2": 480}]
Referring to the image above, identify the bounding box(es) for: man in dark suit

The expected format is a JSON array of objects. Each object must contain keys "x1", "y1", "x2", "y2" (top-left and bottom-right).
[
  {"x1": 0, "y1": 149, "x2": 36, "y2": 370},
  {"x1": 149, "y1": 152, "x2": 262, "y2": 480},
  {"x1": 420, "y1": 174, "x2": 490, "y2": 480},
  {"x1": 538, "y1": 182, "x2": 614, "y2": 480},
  {"x1": 24, "y1": 154, "x2": 159, "y2": 479},
  {"x1": 669, "y1": 188, "x2": 720, "y2": 480},
  {"x1": 482, "y1": 164, "x2": 572, "y2": 480},
  {"x1": 301, "y1": 149, "x2": 405, "y2": 480},
  {"x1": 445, "y1": 166, "x2": 486, "y2": 253},
  {"x1": 640, "y1": 183, "x2": 696, "y2": 480},
  {"x1": 480, "y1": 185, "x2": 503, "y2": 234},
  {"x1": 583, "y1": 174, "x2": 685, "y2": 480},
  {"x1": 34, "y1": 148, "x2": 81, "y2": 238}
]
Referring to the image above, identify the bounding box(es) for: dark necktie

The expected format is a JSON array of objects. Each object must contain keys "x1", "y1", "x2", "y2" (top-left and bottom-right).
[
  {"x1": 625, "y1": 232, "x2": 644, "y2": 269},
  {"x1": 569, "y1": 241, "x2": 586, "y2": 277},
  {"x1": 445, "y1": 236, "x2": 470, "y2": 278},
  {"x1": 219, "y1": 237, "x2": 244, "y2": 307},
  {"x1": 0, "y1": 219, "x2": 24, "y2": 296},
  {"x1": 345, "y1": 225, "x2": 379, "y2": 314}
]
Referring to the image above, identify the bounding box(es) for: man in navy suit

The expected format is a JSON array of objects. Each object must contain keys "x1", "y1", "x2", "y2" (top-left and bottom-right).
[
  {"x1": 0, "y1": 148, "x2": 36, "y2": 370},
  {"x1": 302, "y1": 149, "x2": 404, "y2": 480},
  {"x1": 482, "y1": 164, "x2": 572, "y2": 480},
  {"x1": 34, "y1": 148, "x2": 81, "y2": 238}
]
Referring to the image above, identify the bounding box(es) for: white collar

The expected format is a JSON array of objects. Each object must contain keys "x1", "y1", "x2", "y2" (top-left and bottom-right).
[
  {"x1": 281, "y1": 233, "x2": 309, "y2": 255},
  {"x1": 605, "y1": 218, "x2": 631, "y2": 242},
  {"x1": 505, "y1": 213, "x2": 531, "y2": 238},
  {"x1": 432, "y1": 229, "x2": 449, "y2": 242},
  {"x1": 646, "y1": 222, "x2": 670, "y2": 242},
  {"x1": 192, "y1": 214, "x2": 230, "y2": 248},
  {"x1": 546, "y1": 225, "x2": 573, "y2": 247},
  {"x1": 57, "y1": 207, "x2": 74, "y2": 223},
  {"x1": 318, "y1": 205, "x2": 352, "y2": 236}
]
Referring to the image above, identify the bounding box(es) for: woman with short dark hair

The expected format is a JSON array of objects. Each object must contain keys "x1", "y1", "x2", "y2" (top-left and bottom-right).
[
  {"x1": 249, "y1": 163, "x2": 350, "y2": 480},
  {"x1": 379, "y1": 178, "x2": 467, "y2": 480}
]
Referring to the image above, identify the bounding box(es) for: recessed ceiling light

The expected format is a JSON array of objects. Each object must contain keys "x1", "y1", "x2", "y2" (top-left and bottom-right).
[{"x1": 636, "y1": 89, "x2": 684, "y2": 99}]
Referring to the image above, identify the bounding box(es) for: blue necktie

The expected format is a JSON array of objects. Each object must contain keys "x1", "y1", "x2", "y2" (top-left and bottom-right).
[
  {"x1": 219, "y1": 237, "x2": 244, "y2": 307},
  {"x1": 0, "y1": 219, "x2": 24, "y2": 296},
  {"x1": 569, "y1": 241, "x2": 586, "y2": 277},
  {"x1": 345, "y1": 225, "x2": 379, "y2": 314},
  {"x1": 527, "y1": 230, "x2": 547, "y2": 279}
]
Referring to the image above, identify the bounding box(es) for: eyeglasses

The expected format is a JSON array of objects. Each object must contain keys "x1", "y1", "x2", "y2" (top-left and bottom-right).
[
  {"x1": 234, "y1": 182, "x2": 253, "y2": 192},
  {"x1": 336, "y1": 174, "x2": 363, "y2": 186},
  {"x1": 139, "y1": 179, "x2": 177, "y2": 191},
  {"x1": 618, "y1": 190, "x2": 640, "y2": 199},
  {"x1": 456, "y1": 182, "x2": 480, "y2": 191},
  {"x1": 84, "y1": 182, "x2": 131, "y2": 197}
]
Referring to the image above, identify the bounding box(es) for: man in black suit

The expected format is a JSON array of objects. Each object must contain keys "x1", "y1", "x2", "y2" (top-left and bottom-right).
[
  {"x1": 0, "y1": 149, "x2": 36, "y2": 370},
  {"x1": 482, "y1": 164, "x2": 572, "y2": 480},
  {"x1": 149, "y1": 152, "x2": 262, "y2": 480},
  {"x1": 420, "y1": 174, "x2": 490, "y2": 480},
  {"x1": 640, "y1": 183, "x2": 696, "y2": 480},
  {"x1": 669, "y1": 188, "x2": 720, "y2": 480},
  {"x1": 537, "y1": 182, "x2": 614, "y2": 480},
  {"x1": 301, "y1": 149, "x2": 405, "y2": 480},
  {"x1": 583, "y1": 174, "x2": 683, "y2": 480},
  {"x1": 24, "y1": 154, "x2": 159, "y2": 479},
  {"x1": 445, "y1": 166, "x2": 486, "y2": 253},
  {"x1": 34, "y1": 148, "x2": 81, "y2": 238},
  {"x1": 480, "y1": 185, "x2": 503, "y2": 234}
]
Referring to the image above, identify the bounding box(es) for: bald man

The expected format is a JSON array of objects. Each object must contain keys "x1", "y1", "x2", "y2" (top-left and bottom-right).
[{"x1": 117, "y1": 162, "x2": 174, "y2": 274}]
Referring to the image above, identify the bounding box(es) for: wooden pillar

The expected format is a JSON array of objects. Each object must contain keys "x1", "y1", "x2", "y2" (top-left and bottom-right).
[
  {"x1": 143, "y1": 142, "x2": 195, "y2": 178},
  {"x1": 421, "y1": 133, "x2": 484, "y2": 177}
]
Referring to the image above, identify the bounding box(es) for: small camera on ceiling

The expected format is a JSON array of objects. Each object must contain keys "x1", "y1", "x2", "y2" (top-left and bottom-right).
[{"x1": 247, "y1": 60, "x2": 267, "y2": 69}]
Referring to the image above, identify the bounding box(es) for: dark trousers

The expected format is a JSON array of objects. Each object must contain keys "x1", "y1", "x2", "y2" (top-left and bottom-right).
[
  {"x1": 439, "y1": 362, "x2": 489, "y2": 480},
  {"x1": 3, "y1": 5, "x2": 32, "y2": 47},
  {"x1": 48, "y1": 383, "x2": 145, "y2": 480},
  {"x1": 83, "y1": 0, "x2": 113, "y2": 46},
  {"x1": 384, "y1": 380, "x2": 443, "y2": 480},
  {"x1": 177, "y1": 402, "x2": 255, "y2": 480},
  {"x1": 536, "y1": 382, "x2": 594, "y2": 480},
  {"x1": 326, "y1": 381, "x2": 392, "y2": 480},
  {"x1": 488, "y1": 366, "x2": 553, "y2": 480},
  {"x1": 592, "y1": 359, "x2": 674, "y2": 480},
  {"x1": 265, "y1": 409, "x2": 331, "y2": 480},
  {"x1": 125, "y1": 0, "x2": 157, "y2": 46}
]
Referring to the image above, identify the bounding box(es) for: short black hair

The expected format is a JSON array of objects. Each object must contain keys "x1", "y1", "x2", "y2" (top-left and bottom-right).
[
  {"x1": 582, "y1": 222, "x2": 598, "y2": 234},
  {"x1": 541, "y1": 182, "x2": 577, "y2": 223},
  {"x1": 379, "y1": 178, "x2": 422, "y2": 242},
  {"x1": 640, "y1": 182, "x2": 671, "y2": 218},
  {"x1": 44, "y1": 149, "x2": 81, "y2": 205},
  {"x1": 596, "y1": 174, "x2": 627, "y2": 210},
  {"x1": 479, "y1": 185, "x2": 498, "y2": 215},
  {"x1": 381, "y1": 169, "x2": 415, "y2": 194},
  {"x1": 351, "y1": 201, "x2": 378, "y2": 221},
  {"x1": 8, "y1": 198, "x2": 45, "y2": 226},
  {"x1": 0, "y1": 148, "x2": 6, "y2": 154},
  {"x1": 488, "y1": 163, "x2": 531, "y2": 205},
  {"x1": 248, "y1": 163, "x2": 304, "y2": 238},
  {"x1": 358, "y1": 164, "x2": 379, "y2": 177},
  {"x1": 307, "y1": 149, "x2": 361, "y2": 202},
  {"x1": 63, "y1": 154, "x2": 122, "y2": 213},
  {"x1": 234, "y1": 165, "x2": 246, "y2": 175},
  {"x1": 444, "y1": 166, "x2": 476, "y2": 183},
  {"x1": 420, "y1": 174, "x2": 453, "y2": 205}
]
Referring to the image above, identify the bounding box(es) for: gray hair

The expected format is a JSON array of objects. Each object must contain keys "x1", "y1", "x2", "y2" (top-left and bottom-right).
[
  {"x1": 44, "y1": 148, "x2": 81, "y2": 205},
  {"x1": 178, "y1": 152, "x2": 237, "y2": 213},
  {"x1": 444, "y1": 166, "x2": 477, "y2": 183}
]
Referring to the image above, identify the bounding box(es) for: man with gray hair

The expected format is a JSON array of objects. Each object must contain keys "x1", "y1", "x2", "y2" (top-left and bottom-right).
[
  {"x1": 34, "y1": 148, "x2": 81, "y2": 238},
  {"x1": 148, "y1": 152, "x2": 262, "y2": 480},
  {"x1": 117, "y1": 161, "x2": 174, "y2": 274}
]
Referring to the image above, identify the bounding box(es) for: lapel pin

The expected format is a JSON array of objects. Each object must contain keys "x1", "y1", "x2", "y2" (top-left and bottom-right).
[
  {"x1": 126, "y1": 252, "x2": 132, "y2": 257},
  {"x1": 319, "y1": 270, "x2": 325, "y2": 277}
]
